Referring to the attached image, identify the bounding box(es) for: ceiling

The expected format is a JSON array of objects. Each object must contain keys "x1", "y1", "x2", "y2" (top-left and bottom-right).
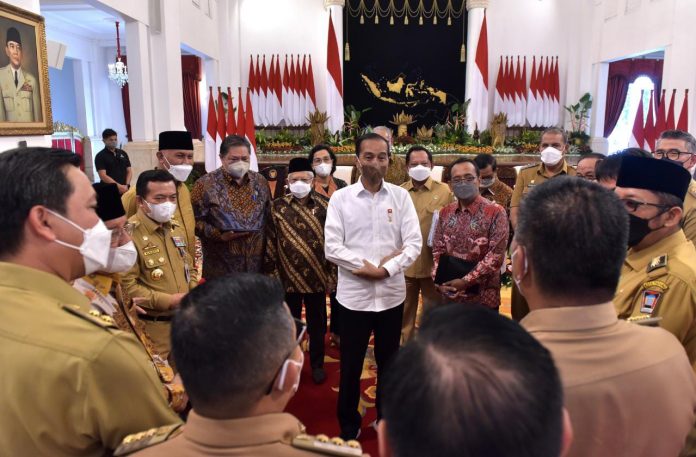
[{"x1": 40, "y1": 0, "x2": 124, "y2": 43}]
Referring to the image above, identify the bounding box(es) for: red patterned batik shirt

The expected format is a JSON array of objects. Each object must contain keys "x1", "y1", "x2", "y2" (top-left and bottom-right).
[{"x1": 432, "y1": 195, "x2": 509, "y2": 308}]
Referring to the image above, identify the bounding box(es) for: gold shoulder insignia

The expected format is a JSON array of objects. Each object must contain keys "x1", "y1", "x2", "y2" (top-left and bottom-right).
[
  {"x1": 627, "y1": 315, "x2": 663, "y2": 326},
  {"x1": 647, "y1": 255, "x2": 668, "y2": 273},
  {"x1": 114, "y1": 423, "x2": 183, "y2": 456},
  {"x1": 170, "y1": 218, "x2": 181, "y2": 227},
  {"x1": 61, "y1": 304, "x2": 118, "y2": 329},
  {"x1": 292, "y1": 433, "x2": 364, "y2": 456}
]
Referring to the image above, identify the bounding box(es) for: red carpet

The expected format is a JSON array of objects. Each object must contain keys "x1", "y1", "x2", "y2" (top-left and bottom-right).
[{"x1": 286, "y1": 334, "x2": 380, "y2": 457}]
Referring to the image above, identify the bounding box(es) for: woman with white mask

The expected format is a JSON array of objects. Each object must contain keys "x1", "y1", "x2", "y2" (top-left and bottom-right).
[
  {"x1": 308, "y1": 144, "x2": 348, "y2": 199},
  {"x1": 72, "y1": 182, "x2": 187, "y2": 412},
  {"x1": 308, "y1": 145, "x2": 348, "y2": 348}
]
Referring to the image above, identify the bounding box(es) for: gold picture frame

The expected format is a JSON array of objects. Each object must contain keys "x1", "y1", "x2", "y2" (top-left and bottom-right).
[{"x1": 0, "y1": 1, "x2": 52, "y2": 135}]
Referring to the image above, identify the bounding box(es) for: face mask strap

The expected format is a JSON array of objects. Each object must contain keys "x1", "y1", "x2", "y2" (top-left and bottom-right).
[{"x1": 276, "y1": 357, "x2": 303, "y2": 391}]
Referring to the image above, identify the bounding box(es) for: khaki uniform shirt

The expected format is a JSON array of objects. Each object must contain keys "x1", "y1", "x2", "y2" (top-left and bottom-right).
[
  {"x1": 615, "y1": 230, "x2": 696, "y2": 370},
  {"x1": 0, "y1": 262, "x2": 179, "y2": 457},
  {"x1": 0, "y1": 64, "x2": 41, "y2": 122},
  {"x1": 510, "y1": 161, "x2": 576, "y2": 208},
  {"x1": 122, "y1": 210, "x2": 196, "y2": 314},
  {"x1": 522, "y1": 303, "x2": 696, "y2": 457},
  {"x1": 120, "y1": 411, "x2": 368, "y2": 456},
  {"x1": 122, "y1": 182, "x2": 197, "y2": 266},
  {"x1": 401, "y1": 177, "x2": 454, "y2": 278},
  {"x1": 682, "y1": 180, "x2": 696, "y2": 245}
]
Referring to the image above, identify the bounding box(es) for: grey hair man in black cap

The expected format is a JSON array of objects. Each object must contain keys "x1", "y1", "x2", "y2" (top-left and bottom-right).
[
  {"x1": 614, "y1": 155, "x2": 696, "y2": 367},
  {"x1": 263, "y1": 157, "x2": 335, "y2": 384},
  {"x1": 0, "y1": 26, "x2": 41, "y2": 122},
  {"x1": 121, "y1": 131, "x2": 198, "y2": 272}
]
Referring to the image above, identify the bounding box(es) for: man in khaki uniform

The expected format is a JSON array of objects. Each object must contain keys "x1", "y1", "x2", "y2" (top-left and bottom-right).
[
  {"x1": 400, "y1": 145, "x2": 453, "y2": 342},
  {"x1": 122, "y1": 170, "x2": 197, "y2": 362},
  {"x1": 122, "y1": 131, "x2": 197, "y2": 266},
  {"x1": 117, "y1": 275, "x2": 367, "y2": 457},
  {"x1": 652, "y1": 129, "x2": 696, "y2": 245},
  {"x1": 509, "y1": 128, "x2": 576, "y2": 321},
  {"x1": 0, "y1": 27, "x2": 41, "y2": 122},
  {"x1": 614, "y1": 156, "x2": 696, "y2": 369},
  {"x1": 515, "y1": 176, "x2": 696, "y2": 457},
  {"x1": 0, "y1": 148, "x2": 178, "y2": 457}
]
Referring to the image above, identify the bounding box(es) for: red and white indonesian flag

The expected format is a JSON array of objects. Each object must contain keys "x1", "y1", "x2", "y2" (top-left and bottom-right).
[
  {"x1": 678, "y1": 89, "x2": 690, "y2": 131},
  {"x1": 244, "y1": 88, "x2": 259, "y2": 172},
  {"x1": 326, "y1": 11, "x2": 344, "y2": 134},
  {"x1": 628, "y1": 90, "x2": 645, "y2": 148},
  {"x1": 466, "y1": 9, "x2": 489, "y2": 133},
  {"x1": 282, "y1": 55, "x2": 291, "y2": 126},
  {"x1": 307, "y1": 56, "x2": 317, "y2": 114},
  {"x1": 527, "y1": 56, "x2": 538, "y2": 127},
  {"x1": 204, "y1": 86, "x2": 219, "y2": 173}
]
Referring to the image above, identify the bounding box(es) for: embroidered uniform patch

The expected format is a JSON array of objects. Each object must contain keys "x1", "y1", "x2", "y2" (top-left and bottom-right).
[{"x1": 640, "y1": 290, "x2": 661, "y2": 314}]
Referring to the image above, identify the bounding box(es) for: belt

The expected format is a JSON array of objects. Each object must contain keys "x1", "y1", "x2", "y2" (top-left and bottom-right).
[{"x1": 138, "y1": 314, "x2": 173, "y2": 322}]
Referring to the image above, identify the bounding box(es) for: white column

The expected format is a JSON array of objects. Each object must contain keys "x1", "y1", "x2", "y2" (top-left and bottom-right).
[
  {"x1": 465, "y1": 0, "x2": 488, "y2": 134},
  {"x1": 125, "y1": 20, "x2": 155, "y2": 141},
  {"x1": 149, "y1": 1, "x2": 186, "y2": 134},
  {"x1": 588, "y1": 62, "x2": 609, "y2": 154}
]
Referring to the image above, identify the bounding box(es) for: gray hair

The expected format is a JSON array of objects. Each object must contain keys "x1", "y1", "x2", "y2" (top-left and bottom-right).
[{"x1": 657, "y1": 130, "x2": 696, "y2": 153}]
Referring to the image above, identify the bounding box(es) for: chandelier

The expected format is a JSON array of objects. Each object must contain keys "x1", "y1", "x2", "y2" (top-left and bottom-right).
[{"x1": 107, "y1": 21, "x2": 128, "y2": 88}]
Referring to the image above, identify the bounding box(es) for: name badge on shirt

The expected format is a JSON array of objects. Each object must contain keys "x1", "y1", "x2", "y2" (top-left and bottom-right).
[
  {"x1": 387, "y1": 208, "x2": 393, "y2": 223},
  {"x1": 171, "y1": 236, "x2": 186, "y2": 248}
]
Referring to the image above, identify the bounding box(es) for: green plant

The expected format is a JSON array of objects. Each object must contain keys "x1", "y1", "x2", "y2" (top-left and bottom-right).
[
  {"x1": 343, "y1": 105, "x2": 372, "y2": 138},
  {"x1": 519, "y1": 129, "x2": 541, "y2": 144},
  {"x1": 565, "y1": 92, "x2": 592, "y2": 133},
  {"x1": 478, "y1": 129, "x2": 492, "y2": 146}
]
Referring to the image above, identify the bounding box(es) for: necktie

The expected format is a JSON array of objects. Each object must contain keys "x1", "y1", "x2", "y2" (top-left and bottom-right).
[{"x1": 14, "y1": 71, "x2": 18, "y2": 88}]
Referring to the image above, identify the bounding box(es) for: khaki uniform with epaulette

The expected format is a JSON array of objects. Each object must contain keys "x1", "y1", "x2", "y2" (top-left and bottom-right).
[
  {"x1": 122, "y1": 183, "x2": 199, "y2": 280},
  {"x1": 615, "y1": 230, "x2": 696, "y2": 371},
  {"x1": 0, "y1": 261, "x2": 179, "y2": 457},
  {"x1": 510, "y1": 161, "x2": 576, "y2": 321},
  {"x1": 116, "y1": 411, "x2": 369, "y2": 456},
  {"x1": 681, "y1": 180, "x2": 696, "y2": 245},
  {"x1": 121, "y1": 209, "x2": 197, "y2": 361}
]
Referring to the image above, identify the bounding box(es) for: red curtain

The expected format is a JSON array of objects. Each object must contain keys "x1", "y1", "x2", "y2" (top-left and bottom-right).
[
  {"x1": 120, "y1": 56, "x2": 132, "y2": 142},
  {"x1": 181, "y1": 56, "x2": 202, "y2": 139},
  {"x1": 604, "y1": 58, "x2": 663, "y2": 137}
]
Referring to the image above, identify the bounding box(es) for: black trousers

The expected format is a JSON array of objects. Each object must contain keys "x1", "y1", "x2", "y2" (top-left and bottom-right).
[
  {"x1": 285, "y1": 292, "x2": 327, "y2": 369},
  {"x1": 337, "y1": 301, "x2": 403, "y2": 436},
  {"x1": 329, "y1": 291, "x2": 340, "y2": 334}
]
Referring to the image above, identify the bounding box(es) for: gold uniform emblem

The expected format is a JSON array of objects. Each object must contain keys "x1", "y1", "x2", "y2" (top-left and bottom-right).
[{"x1": 151, "y1": 268, "x2": 164, "y2": 281}]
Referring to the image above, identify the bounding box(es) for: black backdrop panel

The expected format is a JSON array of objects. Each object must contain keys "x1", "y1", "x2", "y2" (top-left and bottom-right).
[{"x1": 343, "y1": 4, "x2": 467, "y2": 129}]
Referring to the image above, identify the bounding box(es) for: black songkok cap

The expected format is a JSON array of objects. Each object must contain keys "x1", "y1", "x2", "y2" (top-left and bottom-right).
[
  {"x1": 6, "y1": 27, "x2": 20, "y2": 46},
  {"x1": 617, "y1": 155, "x2": 691, "y2": 201},
  {"x1": 93, "y1": 182, "x2": 126, "y2": 221},
  {"x1": 159, "y1": 131, "x2": 193, "y2": 151},
  {"x1": 288, "y1": 157, "x2": 313, "y2": 174}
]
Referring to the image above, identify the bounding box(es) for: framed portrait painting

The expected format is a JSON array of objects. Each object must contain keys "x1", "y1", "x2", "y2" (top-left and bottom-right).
[{"x1": 0, "y1": 1, "x2": 52, "y2": 135}]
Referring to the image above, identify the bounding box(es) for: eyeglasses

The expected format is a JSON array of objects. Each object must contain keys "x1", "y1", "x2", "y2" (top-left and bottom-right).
[
  {"x1": 451, "y1": 176, "x2": 477, "y2": 184},
  {"x1": 653, "y1": 149, "x2": 694, "y2": 161},
  {"x1": 110, "y1": 222, "x2": 135, "y2": 242},
  {"x1": 620, "y1": 198, "x2": 670, "y2": 213},
  {"x1": 265, "y1": 318, "x2": 307, "y2": 394},
  {"x1": 312, "y1": 157, "x2": 333, "y2": 165}
]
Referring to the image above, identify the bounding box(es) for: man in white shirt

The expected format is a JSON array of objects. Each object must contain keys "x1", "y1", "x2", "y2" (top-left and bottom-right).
[{"x1": 325, "y1": 132, "x2": 422, "y2": 440}]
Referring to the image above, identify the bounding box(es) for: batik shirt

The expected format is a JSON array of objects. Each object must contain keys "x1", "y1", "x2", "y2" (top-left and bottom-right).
[
  {"x1": 191, "y1": 169, "x2": 271, "y2": 279},
  {"x1": 264, "y1": 192, "x2": 336, "y2": 293},
  {"x1": 432, "y1": 196, "x2": 509, "y2": 308}
]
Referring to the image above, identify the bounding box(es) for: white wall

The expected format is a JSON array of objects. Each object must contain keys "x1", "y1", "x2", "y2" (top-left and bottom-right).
[{"x1": 238, "y1": 0, "x2": 331, "y2": 116}]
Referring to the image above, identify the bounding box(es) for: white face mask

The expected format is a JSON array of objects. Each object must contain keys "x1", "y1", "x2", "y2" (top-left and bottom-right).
[
  {"x1": 540, "y1": 147, "x2": 563, "y2": 166},
  {"x1": 313, "y1": 163, "x2": 332, "y2": 178},
  {"x1": 277, "y1": 351, "x2": 304, "y2": 393},
  {"x1": 408, "y1": 165, "x2": 431, "y2": 182},
  {"x1": 103, "y1": 241, "x2": 138, "y2": 273},
  {"x1": 163, "y1": 155, "x2": 193, "y2": 182},
  {"x1": 146, "y1": 201, "x2": 176, "y2": 224},
  {"x1": 289, "y1": 181, "x2": 312, "y2": 199},
  {"x1": 48, "y1": 210, "x2": 112, "y2": 275},
  {"x1": 227, "y1": 161, "x2": 250, "y2": 179}
]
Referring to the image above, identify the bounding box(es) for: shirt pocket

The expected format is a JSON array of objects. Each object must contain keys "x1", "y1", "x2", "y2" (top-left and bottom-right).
[
  {"x1": 19, "y1": 91, "x2": 31, "y2": 112},
  {"x1": 3, "y1": 94, "x2": 14, "y2": 112}
]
